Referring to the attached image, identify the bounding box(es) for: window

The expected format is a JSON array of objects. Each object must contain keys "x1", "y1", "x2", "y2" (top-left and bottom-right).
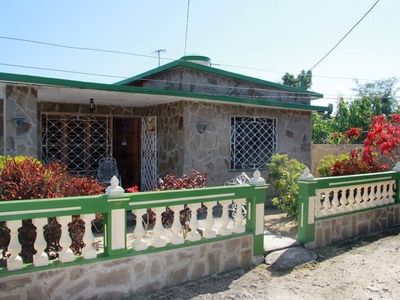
[
  {"x1": 41, "y1": 114, "x2": 112, "y2": 176},
  {"x1": 230, "y1": 116, "x2": 277, "y2": 170}
]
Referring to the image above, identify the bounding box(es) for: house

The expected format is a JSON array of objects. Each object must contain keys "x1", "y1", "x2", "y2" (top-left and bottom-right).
[{"x1": 0, "y1": 55, "x2": 325, "y2": 190}]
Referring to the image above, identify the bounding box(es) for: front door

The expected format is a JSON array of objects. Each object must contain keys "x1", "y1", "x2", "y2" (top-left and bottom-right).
[{"x1": 113, "y1": 117, "x2": 141, "y2": 189}]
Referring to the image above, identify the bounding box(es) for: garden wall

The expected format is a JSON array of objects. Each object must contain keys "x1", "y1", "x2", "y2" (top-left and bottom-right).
[
  {"x1": 314, "y1": 204, "x2": 400, "y2": 248},
  {"x1": 0, "y1": 235, "x2": 254, "y2": 300},
  {"x1": 311, "y1": 144, "x2": 359, "y2": 176}
]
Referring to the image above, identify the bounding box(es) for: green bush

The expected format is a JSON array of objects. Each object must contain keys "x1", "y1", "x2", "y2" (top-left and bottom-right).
[
  {"x1": 316, "y1": 154, "x2": 349, "y2": 177},
  {"x1": 267, "y1": 154, "x2": 304, "y2": 220}
]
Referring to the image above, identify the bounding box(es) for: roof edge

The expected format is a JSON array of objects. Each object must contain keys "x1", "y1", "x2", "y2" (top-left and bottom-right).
[
  {"x1": 0, "y1": 71, "x2": 327, "y2": 112},
  {"x1": 115, "y1": 59, "x2": 323, "y2": 98}
]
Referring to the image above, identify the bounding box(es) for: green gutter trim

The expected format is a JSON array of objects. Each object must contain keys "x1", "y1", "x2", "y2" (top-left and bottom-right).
[
  {"x1": 0, "y1": 72, "x2": 328, "y2": 112},
  {"x1": 114, "y1": 59, "x2": 324, "y2": 98}
]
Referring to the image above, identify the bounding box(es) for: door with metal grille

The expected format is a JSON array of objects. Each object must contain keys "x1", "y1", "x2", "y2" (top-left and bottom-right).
[{"x1": 141, "y1": 116, "x2": 157, "y2": 191}]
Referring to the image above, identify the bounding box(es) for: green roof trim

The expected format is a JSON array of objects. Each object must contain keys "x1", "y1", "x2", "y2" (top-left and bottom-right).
[
  {"x1": 115, "y1": 58, "x2": 323, "y2": 98},
  {"x1": 0, "y1": 71, "x2": 327, "y2": 112},
  {"x1": 180, "y1": 55, "x2": 211, "y2": 62}
]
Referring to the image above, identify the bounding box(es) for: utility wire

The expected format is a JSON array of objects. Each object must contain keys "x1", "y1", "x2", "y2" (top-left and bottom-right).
[
  {"x1": 310, "y1": 0, "x2": 381, "y2": 70},
  {"x1": 0, "y1": 35, "x2": 378, "y2": 81},
  {"x1": 0, "y1": 35, "x2": 176, "y2": 61},
  {"x1": 2, "y1": 62, "x2": 398, "y2": 100}
]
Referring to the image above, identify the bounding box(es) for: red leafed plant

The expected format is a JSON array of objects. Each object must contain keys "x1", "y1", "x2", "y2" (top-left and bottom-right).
[
  {"x1": 158, "y1": 170, "x2": 207, "y2": 190},
  {"x1": 126, "y1": 185, "x2": 139, "y2": 193},
  {"x1": 329, "y1": 114, "x2": 400, "y2": 176},
  {"x1": 0, "y1": 157, "x2": 103, "y2": 266}
]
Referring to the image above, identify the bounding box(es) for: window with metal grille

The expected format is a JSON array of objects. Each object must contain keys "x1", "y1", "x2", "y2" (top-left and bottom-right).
[
  {"x1": 230, "y1": 116, "x2": 277, "y2": 170},
  {"x1": 41, "y1": 114, "x2": 112, "y2": 176}
]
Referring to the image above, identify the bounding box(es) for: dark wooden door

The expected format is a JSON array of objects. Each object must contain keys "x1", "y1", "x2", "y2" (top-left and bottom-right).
[{"x1": 113, "y1": 117, "x2": 141, "y2": 189}]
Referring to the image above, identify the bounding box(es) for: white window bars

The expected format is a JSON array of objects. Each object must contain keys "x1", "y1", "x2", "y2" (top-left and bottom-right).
[
  {"x1": 41, "y1": 114, "x2": 112, "y2": 176},
  {"x1": 230, "y1": 116, "x2": 277, "y2": 170}
]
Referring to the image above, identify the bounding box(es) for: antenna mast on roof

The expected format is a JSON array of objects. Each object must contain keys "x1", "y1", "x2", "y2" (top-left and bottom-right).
[
  {"x1": 152, "y1": 49, "x2": 166, "y2": 66},
  {"x1": 184, "y1": 0, "x2": 191, "y2": 55}
]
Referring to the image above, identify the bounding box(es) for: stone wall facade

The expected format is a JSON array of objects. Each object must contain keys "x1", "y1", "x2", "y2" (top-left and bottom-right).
[
  {"x1": 313, "y1": 204, "x2": 400, "y2": 248},
  {"x1": 135, "y1": 65, "x2": 310, "y2": 105},
  {"x1": 182, "y1": 101, "x2": 312, "y2": 186},
  {"x1": 4, "y1": 85, "x2": 38, "y2": 157},
  {"x1": 0, "y1": 235, "x2": 254, "y2": 300},
  {"x1": 311, "y1": 144, "x2": 359, "y2": 176},
  {"x1": 0, "y1": 98, "x2": 3, "y2": 155}
]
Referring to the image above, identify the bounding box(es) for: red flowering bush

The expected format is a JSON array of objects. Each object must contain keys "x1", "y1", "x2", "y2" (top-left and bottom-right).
[
  {"x1": 327, "y1": 114, "x2": 400, "y2": 176},
  {"x1": 126, "y1": 185, "x2": 139, "y2": 193},
  {"x1": 0, "y1": 157, "x2": 103, "y2": 265}
]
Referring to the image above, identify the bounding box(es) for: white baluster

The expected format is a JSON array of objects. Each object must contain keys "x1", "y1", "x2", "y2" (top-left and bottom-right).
[
  {"x1": 218, "y1": 200, "x2": 232, "y2": 236},
  {"x1": 376, "y1": 184, "x2": 383, "y2": 202},
  {"x1": 186, "y1": 203, "x2": 201, "y2": 241},
  {"x1": 331, "y1": 190, "x2": 339, "y2": 208},
  {"x1": 32, "y1": 218, "x2": 49, "y2": 267},
  {"x1": 355, "y1": 187, "x2": 362, "y2": 206},
  {"x1": 57, "y1": 216, "x2": 75, "y2": 263},
  {"x1": 232, "y1": 199, "x2": 246, "y2": 234},
  {"x1": 314, "y1": 191, "x2": 323, "y2": 217},
  {"x1": 369, "y1": 184, "x2": 376, "y2": 205},
  {"x1": 388, "y1": 182, "x2": 395, "y2": 202},
  {"x1": 203, "y1": 202, "x2": 217, "y2": 238},
  {"x1": 347, "y1": 188, "x2": 355, "y2": 207},
  {"x1": 382, "y1": 183, "x2": 389, "y2": 204},
  {"x1": 6, "y1": 220, "x2": 23, "y2": 271},
  {"x1": 150, "y1": 207, "x2": 167, "y2": 248},
  {"x1": 169, "y1": 205, "x2": 184, "y2": 244},
  {"x1": 81, "y1": 214, "x2": 97, "y2": 259},
  {"x1": 361, "y1": 186, "x2": 369, "y2": 208},
  {"x1": 132, "y1": 209, "x2": 148, "y2": 251}
]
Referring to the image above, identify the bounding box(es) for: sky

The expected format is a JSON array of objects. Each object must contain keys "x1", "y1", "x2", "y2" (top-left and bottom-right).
[{"x1": 0, "y1": 0, "x2": 399, "y2": 108}]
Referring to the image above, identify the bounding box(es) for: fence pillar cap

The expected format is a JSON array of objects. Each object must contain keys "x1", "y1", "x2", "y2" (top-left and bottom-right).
[
  {"x1": 105, "y1": 176, "x2": 125, "y2": 197},
  {"x1": 249, "y1": 170, "x2": 266, "y2": 186},
  {"x1": 298, "y1": 167, "x2": 314, "y2": 181},
  {"x1": 393, "y1": 162, "x2": 400, "y2": 172}
]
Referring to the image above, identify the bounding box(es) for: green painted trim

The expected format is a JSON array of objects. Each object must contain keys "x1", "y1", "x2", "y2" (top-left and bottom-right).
[
  {"x1": 180, "y1": 55, "x2": 211, "y2": 62},
  {"x1": 0, "y1": 232, "x2": 252, "y2": 279},
  {"x1": 0, "y1": 71, "x2": 327, "y2": 112},
  {"x1": 114, "y1": 59, "x2": 323, "y2": 98},
  {"x1": 297, "y1": 180, "x2": 317, "y2": 244},
  {"x1": 315, "y1": 203, "x2": 400, "y2": 221}
]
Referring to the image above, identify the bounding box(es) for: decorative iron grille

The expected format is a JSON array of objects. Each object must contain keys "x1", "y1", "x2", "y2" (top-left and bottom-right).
[
  {"x1": 230, "y1": 116, "x2": 276, "y2": 170},
  {"x1": 41, "y1": 114, "x2": 112, "y2": 176},
  {"x1": 141, "y1": 116, "x2": 157, "y2": 191}
]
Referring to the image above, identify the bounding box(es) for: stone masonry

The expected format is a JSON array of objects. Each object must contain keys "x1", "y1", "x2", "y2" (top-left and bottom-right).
[
  {"x1": 4, "y1": 85, "x2": 38, "y2": 157},
  {"x1": 313, "y1": 204, "x2": 400, "y2": 248},
  {"x1": 0, "y1": 235, "x2": 254, "y2": 300}
]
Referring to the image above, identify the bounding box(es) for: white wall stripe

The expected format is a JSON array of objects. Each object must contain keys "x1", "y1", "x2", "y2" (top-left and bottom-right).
[
  {"x1": 129, "y1": 193, "x2": 236, "y2": 206},
  {"x1": 0, "y1": 206, "x2": 82, "y2": 217},
  {"x1": 328, "y1": 176, "x2": 392, "y2": 187}
]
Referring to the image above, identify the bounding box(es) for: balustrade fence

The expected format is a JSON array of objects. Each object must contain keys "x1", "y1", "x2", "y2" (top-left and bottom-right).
[
  {"x1": 0, "y1": 173, "x2": 267, "y2": 277},
  {"x1": 297, "y1": 167, "x2": 400, "y2": 247}
]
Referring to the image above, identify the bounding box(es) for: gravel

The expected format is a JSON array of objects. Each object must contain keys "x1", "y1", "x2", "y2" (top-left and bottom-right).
[{"x1": 135, "y1": 227, "x2": 400, "y2": 300}]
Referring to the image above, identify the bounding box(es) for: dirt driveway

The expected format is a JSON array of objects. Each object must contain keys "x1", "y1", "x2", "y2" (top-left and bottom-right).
[{"x1": 136, "y1": 227, "x2": 400, "y2": 300}]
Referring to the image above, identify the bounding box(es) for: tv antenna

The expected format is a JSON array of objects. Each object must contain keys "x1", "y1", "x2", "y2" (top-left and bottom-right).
[{"x1": 152, "y1": 49, "x2": 167, "y2": 66}]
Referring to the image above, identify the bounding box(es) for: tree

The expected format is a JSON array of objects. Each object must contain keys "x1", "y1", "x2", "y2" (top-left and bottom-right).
[
  {"x1": 282, "y1": 70, "x2": 312, "y2": 90},
  {"x1": 353, "y1": 77, "x2": 399, "y2": 115}
]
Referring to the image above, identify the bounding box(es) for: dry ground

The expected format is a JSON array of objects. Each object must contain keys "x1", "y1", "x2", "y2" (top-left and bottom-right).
[{"x1": 135, "y1": 225, "x2": 400, "y2": 300}]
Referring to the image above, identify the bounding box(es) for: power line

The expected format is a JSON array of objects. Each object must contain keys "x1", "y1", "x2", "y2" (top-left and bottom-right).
[
  {"x1": 0, "y1": 35, "x2": 176, "y2": 61},
  {"x1": 310, "y1": 0, "x2": 381, "y2": 70},
  {"x1": 0, "y1": 34, "x2": 382, "y2": 82}
]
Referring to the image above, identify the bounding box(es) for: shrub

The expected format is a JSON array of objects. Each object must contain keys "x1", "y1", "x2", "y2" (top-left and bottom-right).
[
  {"x1": 267, "y1": 154, "x2": 304, "y2": 220},
  {"x1": 316, "y1": 154, "x2": 349, "y2": 177},
  {"x1": 0, "y1": 157, "x2": 103, "y2": 265},
  {"x1": 157, "y1": 170, "x2": 207, "y2": 190}
]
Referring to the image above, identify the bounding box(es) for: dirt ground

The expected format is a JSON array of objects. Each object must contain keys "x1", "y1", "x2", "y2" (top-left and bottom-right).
[
  {"x1": 263, "y1": 208, "x2": 297, "y2": 239},
  {"x1": 136, "y1": 226, "x2": 400, "y2": 300}
]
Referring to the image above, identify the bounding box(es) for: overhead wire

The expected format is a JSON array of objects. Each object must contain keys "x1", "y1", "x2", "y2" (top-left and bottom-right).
[
  {"x1": 0, "y1": 35, "x2": 380, "y2": 82},
  {"x1": 310, "y1": 0, "x2": 381, "y2": 70}
]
